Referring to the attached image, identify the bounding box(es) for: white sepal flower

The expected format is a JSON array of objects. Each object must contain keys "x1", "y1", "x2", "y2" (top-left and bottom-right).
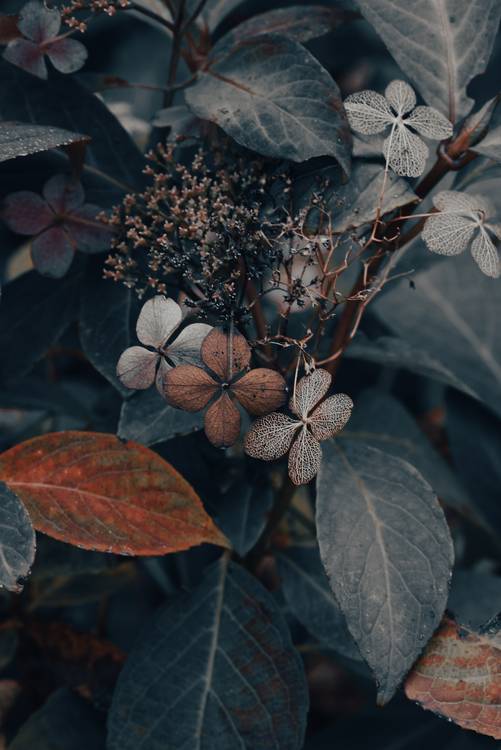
[
  {"x1": 244, "y1": 369, "x2": 353, "y2": 486},
  {"x1": 344, "y1": 80, "x2": 453, "y2": 177},
  {"x1": 422, "y1": 191, "x2": 501, "y2": 278},
  {"x1": 116, "y1": 296, "x2": 212, "y2": 390}
]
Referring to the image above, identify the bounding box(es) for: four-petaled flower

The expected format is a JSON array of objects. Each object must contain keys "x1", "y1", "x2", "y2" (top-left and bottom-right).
[
  {"x1": 2, "y1": 174, "x2": 112, "y2": 278},
  {"x1": 422, "y1": 190, "x2": 500, "y2": 278},
  {"x1": 117, "y1": 296, "x2": 213, "y2": 391},
  {"x1": 244, "y1": 368, "x2": 352, "y2": 486},
  {"x1": 161, "y1": 328, "x2": 287, "y2": 448},
  {"x1": 344, "y1": 80, "x2": 453, "y2": 177},
  {"x1": 3, "y1": 0, "x2": 87, "y2": 80}
]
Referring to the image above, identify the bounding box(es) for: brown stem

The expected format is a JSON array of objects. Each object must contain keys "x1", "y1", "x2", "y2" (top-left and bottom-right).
[
  {"x1": 325, "y1": 134, "x2": 480, "y2": 376},
  {"x1": 248, "y1": 475, "x2": 296, "y2": 563},
  {"x1": 162, "y1": 1, "x2": 185, "y2": 109}
]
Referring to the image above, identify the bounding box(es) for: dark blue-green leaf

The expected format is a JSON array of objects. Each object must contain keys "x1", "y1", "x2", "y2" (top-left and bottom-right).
[
  {"x1": 0, "y1": 121, "x2": 89, "y2": 163},
  {"x1": 316, "y1": 441, "x2": 453, "y2": 704},
  {"x1": 373, "y1": 253, "x2": 501, "y2": 417},
  {"x1": 0, "y1": 269, "x2": 81, "y2": 383},
  {"x1": 185, "y1": 34, "x2": 351, "y2": 172},
  {"x1": 108, "y1": 556, "x2": 308, "y2": 749},
  {"x1": 0, "y1": 480, "x2": 35, "y2": 592},
  {"x1": 10, "y1": 688, "x2": 106, "y2": 749},
  {"x1": 118, "y1": 387, "x2": 204, "y2": 445},
  {"x1": 277, "y1": 545, "x2": 359, "y2": 660},
  {"x1": 342, "y1": 389, "x2": 471, "y2": 517}
]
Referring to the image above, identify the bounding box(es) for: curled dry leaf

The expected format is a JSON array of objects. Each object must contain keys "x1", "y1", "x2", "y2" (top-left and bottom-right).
[
  {"x1": 344, "y1": 79, "x2": 452, "y2": 176},
  {"x1": 245, "y1": 368, "x2": 353, "y2": 485},
  {"x1": 116, "y1": 295, "x2": 212, "y2": 391},
  {"x1": 3, "y1": 0, "x2": 87, "y2": 80},
  {"x1": 405, "y1": 616, "x2": 501, "y2": 740},
  {"x1": 2, "y1": 174, "x2": 112, "y2": 278},
  {"x1": 422, "y1": 190, "x2": 501, "y2": 278},
  {"x1": 0, "y1": 431, "x2": 229, "y2": 555},
  {"x1": 162, "y1": 328, "x2": 287, "y2": 448}
]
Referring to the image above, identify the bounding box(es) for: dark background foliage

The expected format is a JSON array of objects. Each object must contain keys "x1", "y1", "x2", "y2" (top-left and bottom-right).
[{"x1": 0, "y1": 0, "x2": 500, "y2": 748}]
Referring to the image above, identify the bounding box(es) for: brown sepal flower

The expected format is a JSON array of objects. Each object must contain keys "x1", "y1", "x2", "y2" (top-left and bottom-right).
[{"x1": 161, "y1": 328, "x2": 287, "y2": 448}]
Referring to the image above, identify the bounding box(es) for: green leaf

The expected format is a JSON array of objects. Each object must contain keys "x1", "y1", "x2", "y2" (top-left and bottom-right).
[
  {"x1": 446, "y1": 391, "x2": 501, "y2": 537},
  {"x1": 185, "y1": 34, "x2": 352, "y2": 172},
  {"x1": 0, "y1": 58, "x2": 145, "y2": 200},
  {"x1": 0, "y1": 121, "x2": 89, "y2": 163},
  {"x1": 79, "y1": 261, "x2": 138, "y2": 396},
  {"x1": 356, "y1": 0, "x2": 501, "y2": 123},
  {"x1": 118, "y1": 388, "x2": 204, "y2": 445},
  {"x1": 372, "y1": 253, "x2": 501, "y2": 418},
  {"x1": 471, "y1": 94, "x2": 501, "y2": 162},
  {"x1": 9, "y1": 688, "x2": 105, "y2": 749},
  {"x1": 0, "y1": 480, "x2": 35, "y2": 592},
  {"x1": 316, "y1": 441, "x2": 453, "y2": 704},
  {"x1": 209, "y1": 475, "x2": 273, "y2": 557},
  {"x1": 223, "y1": 5, "x2": 356, "y2": 45},
  {"x1": 277, "y1": 545, "x2": 360, "y2": 660},
  {"x1": 448, "y1": 570, "x2": 501, "y2": 629},
  {"x1": 345, "y1": 334, "x2": 479, "y2": 399},
  {"x1": 0, "y1": 269, "x2": 81, "y2": 383},
  {"x1": 342, "y1": 389, "x2": 471, "y2": 517},
  {"x1": 107, "y1": 556, "x2": 309, "y2": 749}
]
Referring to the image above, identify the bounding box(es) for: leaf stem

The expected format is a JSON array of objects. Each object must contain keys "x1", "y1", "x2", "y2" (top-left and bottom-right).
[{"x1": 324, "y1": 132, "x2": 480, "y2": 376}]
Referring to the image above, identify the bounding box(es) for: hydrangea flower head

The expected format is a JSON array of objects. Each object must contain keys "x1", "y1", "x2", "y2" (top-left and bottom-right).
[
  {"x1": 117, "y1": 296, "x2": 213, "y2": 391},
  {"x1": 244, "y1": 369, "x2": 353, "y2": 485},
  {"x1": 344, "y1": 80, "x2": 453, "y2": 177},
  {"x1": 422, "y1": 190, "x2": 500, "y2": 278},
  {"x1": 162, "y1": 328, "x2": 287, "y2": 449}
]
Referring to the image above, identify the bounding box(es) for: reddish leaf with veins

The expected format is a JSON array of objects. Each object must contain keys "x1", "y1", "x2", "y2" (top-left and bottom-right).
[
  {"x1": 405, "y1": 616, "x2": 501, "y2": 740},
  {"x1": 162, "y1": 328, "x2": 287, "y2": 448},
  {"x1": 0, "y1": 431, "x2": 229, "y2": 555}
]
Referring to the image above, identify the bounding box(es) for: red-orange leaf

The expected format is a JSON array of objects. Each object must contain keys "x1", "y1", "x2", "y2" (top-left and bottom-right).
[
  {"x1": 405, "y1": 616, "x2": 501, "y2": 739},
  {"x1": 0, "y1": 431, "x2": 229, "y2": 556}
]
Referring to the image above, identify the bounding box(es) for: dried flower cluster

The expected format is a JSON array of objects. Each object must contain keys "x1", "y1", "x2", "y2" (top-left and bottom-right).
[
  {"x1": 62, "y1": 0, "x2": 131, "y2": 31},
  {"x1": 345, "y1": 80, "x2": 453, "y2": 177},
  {"x1": 104, "y1": 145, "x2": 294, "y2": 322},
  {"x1": 2, "y1": 174, "x2": 111, "y2": 278},
  {"x1": 422, "y1": 191, "x2": 500, "y2": 278},
  {"x1": 117, "y1": 296, "x2": 353, "y2": 482}
]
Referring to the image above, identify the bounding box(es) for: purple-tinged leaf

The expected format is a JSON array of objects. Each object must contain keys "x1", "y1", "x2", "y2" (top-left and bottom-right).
[
  {"x1": 3, "y1": 38, "x2": 46, "y2": 78},
  {"x1": 46, "y1": 38, "x2": 88, "y2": 75},
  {"x1": 0, "y1": 481, "x2": 35, "y2": 593},
  {"x1": 65, "y1": 205, "x2": 113, "y2": 253},
  {"x1": 3, "y1": 1, "x2": 87, "y2": 80},
  {"x1": 17, "y1": 0, "x2": 60, "y2": 43},
  {"x1": 43, "y1": 173, "x2": 84, "y2": 212},
  {"x1": 31, "y1": 226, "x2": 75, "y2": 278},
  {"x1": 2, "y1": 190, "x2": 53, "y2": 234}
]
